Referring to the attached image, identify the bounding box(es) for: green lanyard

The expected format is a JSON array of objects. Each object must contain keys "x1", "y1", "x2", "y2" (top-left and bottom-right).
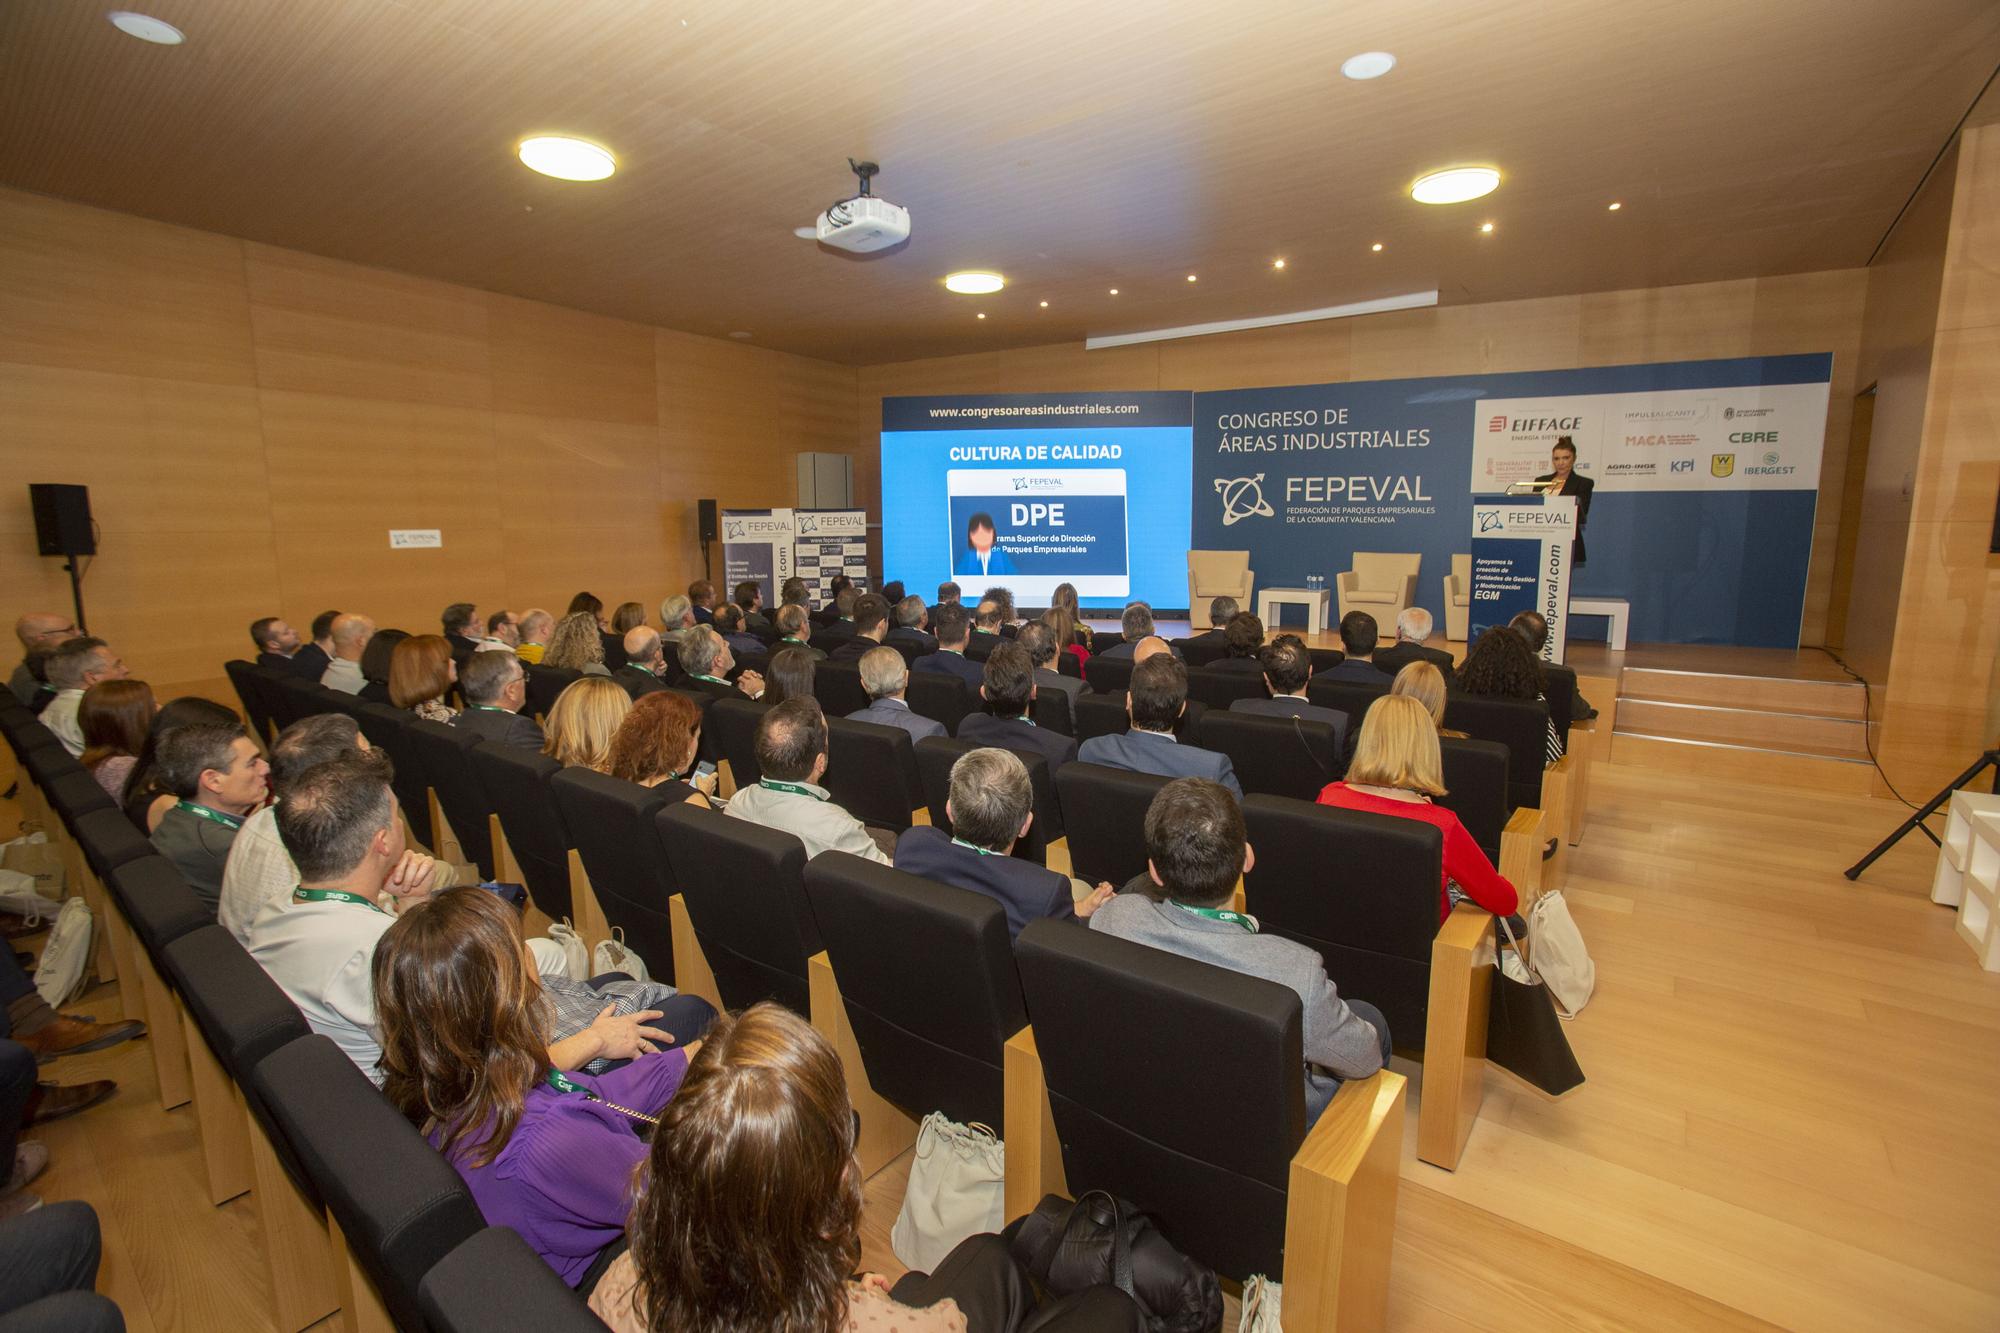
[
  {"x1": 470, "y1": 705, "x2": 511, "y2": 714},
  {"x1": 950, "y1": 837, "x2": 1000, "y2": 856},
  {"x1": 544, "y1": 1069, "x2": 661, "y2": 1125},
  {"x1": 175, "y1": 800, "x2": 243, "y2": 832},
  {"x1": 1174, "y1": 902, "x2": 1259, "y2": 933},
  {"x1": 694, "y1": 673, "x2": 731, "y2": 685},
  {"x1": 624, "y1": 663, "x2": 655, "y2": 675},
  {"x1": 293, "y1": 887, "x2": 388, "y2": 915},
  {"x1": 759, "y1": 779, "x2": 824, "y2": 800},
  {"x1": 545, "y1": 1069, "x2": 588, "y2": 1094}
]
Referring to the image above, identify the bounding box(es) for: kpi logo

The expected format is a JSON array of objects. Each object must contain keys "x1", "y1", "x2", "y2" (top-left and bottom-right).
[
  {"x1": 1214, "y1": 474, "x2": 1274, "y2": 526},
  {"x1": 1670, "y1": 459, "x2": 1694, "y2": 473}
]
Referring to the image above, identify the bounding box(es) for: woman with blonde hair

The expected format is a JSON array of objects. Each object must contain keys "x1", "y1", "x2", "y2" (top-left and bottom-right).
[
  {"x1": 605, "y1": 692, "x2": 717, "y2": 806},
  {"x1": 1318, "y1": 694, "x2": 1517, "y2": 924},
  {"x1": 1389, "y1": 661, "x2": 1466, "y2": 738},
  {"x1": 610, "y1": 601, "x2": 647, "y2": 635},
  {"x1": 544, "y1": 612, "x2": 610, "y2": 675},
  {"x1": 543, "y1": 676, "x2": 631, "y2": 772},
  {"x1": 389, "y1": 634, "x2": 458, "y2": 723}
]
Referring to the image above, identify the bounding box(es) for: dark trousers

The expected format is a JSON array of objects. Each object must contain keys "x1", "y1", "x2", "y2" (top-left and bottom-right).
[
  {"x1": 0, "y1": 1042, "x2": 33, "y2": 1168},
  {"x1": 891, "y1": 1234, "x2": 1144, "y2": 1333},
  {"x1": 0, "y1": 1202, "x2": 122, "y2": 1332}
]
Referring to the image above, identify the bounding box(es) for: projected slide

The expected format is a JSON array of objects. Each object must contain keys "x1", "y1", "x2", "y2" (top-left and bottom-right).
[{"x1": 882, "y1": 393, "x2": 1193, "y2": 607}]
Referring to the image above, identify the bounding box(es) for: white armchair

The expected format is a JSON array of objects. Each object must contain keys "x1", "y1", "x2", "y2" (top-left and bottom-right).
[
  {"x1": 1336, "y1": 552, "x2": 1420, "y2": 631},
  {"x1": 1187, "y1": 550, "x2": 1253, "y2": 616},
  {"x1": 1444, "y1": 553, "x2": 1472, "y2": 641}
]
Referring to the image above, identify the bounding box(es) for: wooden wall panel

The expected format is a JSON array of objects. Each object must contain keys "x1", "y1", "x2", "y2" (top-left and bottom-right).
[
  {"x1": 1348, "y1": 295, "x2": 1584, "y2": 380},
  {"x1": 491, "y1": 297, "x2": 658, "y2": 427}
]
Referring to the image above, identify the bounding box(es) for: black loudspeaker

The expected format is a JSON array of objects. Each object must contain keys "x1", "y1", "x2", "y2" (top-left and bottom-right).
[
  {"x1": 698, "y1": 498, "x2": 719, "y2": 544},
  {"x1": 29, "y1": 484, "x2": 94, "y2": 556}
]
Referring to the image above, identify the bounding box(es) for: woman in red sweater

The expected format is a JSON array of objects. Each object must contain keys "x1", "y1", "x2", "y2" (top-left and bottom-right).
[{"x1": 1318, "y1": 694, "x2": 1519, "y2": 924}]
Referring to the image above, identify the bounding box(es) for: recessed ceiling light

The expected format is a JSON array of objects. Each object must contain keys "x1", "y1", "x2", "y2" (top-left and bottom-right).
[
  {"x1": 1607, "y1": 201, "x2": 1623, "y2": 211},
  {"x1": 1109, "y1": 288, "x2": 1119, "y2": 296},
  {"x1": 1371, "y1": 243, "x2": 1384, "y2": 252},
  {"x1": 728, "y1": 331, "x2": 753, "y2": 339},
  {"x1": 1411, "y1": 166, "x2": 1500, "y2": 205},
  {"x1": 1272, "y1": 258, "x2": 1286, "y2": 270},
  {"x1": 107, "y1": 11, "x2": 184, "y2": 44},
  {"x1": 1479, "y1": 222, "x2": 1495, "y2": 234},
  {"x1": 518, "y1": 136, "x2": 616, "y2": 181},
  {"x1": 1186, "y1": 274, "x2": 1198, "y2": 283},
  {"x1": 1340, "y1": 51, "x2": 1396, "y2": 80},
  {"x1": 944, "y1": 271, "x2": 1006, "y2": 295},
  {"x1": 976, "y1": 312, "x2": 986, "y2": 320},
  {"x1": 1039, "y1": 300, "x2": 1049, "y2": 308}
]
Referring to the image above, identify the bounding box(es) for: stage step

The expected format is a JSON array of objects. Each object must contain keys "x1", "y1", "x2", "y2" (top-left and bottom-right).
[
  {"x1": 1608, "y1": 732, "x2": 1876, "y2": 794},
  {"x1": 1617, "y1": 666, "x2": 1863, "y2": 718},
  {"x1": 1614, "y1": 698, "x2": 1870, "y2": 758},
  {"x1": 1610, "y1": 662, "x2": 1875, "y2": 791}
]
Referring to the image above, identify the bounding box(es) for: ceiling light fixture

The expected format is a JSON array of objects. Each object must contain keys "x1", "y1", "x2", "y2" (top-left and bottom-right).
[
  {"x1": 1607, "y1": 201, "x2": 1623, "y2": 211},
  {"x1": 1371, "y1": 243, "x2": 1384, "y2": 252},
  {"x1": 1186, "y1": 274, "x2": 1198, "y2": 283},
  {"x1": 1086, "y1": 290, "x2": 1439, "y2": 351},
  {"x1": 1411, "y1": 166, "x2": 1499, "y2": 204},
  {"x1": 107, "y1": 11, "x2": 184, "y2": 43},
  {"x1": 1340, "y1": 51, "x2": 1396, "y2": 80},
  {"x1": 944, "y1": 270, "x2": 1005, "y2": 295},
  {"x1": 1109, "y1": 288, "x2": 1119, "y2": 296},
  {"x1": 1479, "y1": 222, "x2": 1495, "y2": 233},
  {"x1": 1039, "y1": 301, "x2": 1049, "y2": 308},
  {"x1": 1272, "y1": 258, "x2": 1286, "y2": 270},
  {"x1": 517, "y1": 136, "x2": 616, "y2": 181},
  {"x1": 728, "y1": 331, "x2": 753, "y2": 339}
]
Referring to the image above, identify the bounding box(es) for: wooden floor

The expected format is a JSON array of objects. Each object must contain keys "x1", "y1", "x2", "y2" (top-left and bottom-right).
[{"x1": 10, "y1": 745, "x2": 1999, "y2": 1331}]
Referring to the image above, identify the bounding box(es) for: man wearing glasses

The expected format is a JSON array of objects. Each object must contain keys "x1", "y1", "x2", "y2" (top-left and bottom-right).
[{"x1": 8, "y1": 614, "x2": 79, "y2": 709}]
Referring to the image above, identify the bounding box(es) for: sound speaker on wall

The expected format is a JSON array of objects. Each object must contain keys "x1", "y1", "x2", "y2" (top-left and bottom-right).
[
  {"x1": 698, "y1": 498, "x2": 719, "y2": 544},
  {"x1": 29, "y1": 484, "x2": 95, "y2": 556}
]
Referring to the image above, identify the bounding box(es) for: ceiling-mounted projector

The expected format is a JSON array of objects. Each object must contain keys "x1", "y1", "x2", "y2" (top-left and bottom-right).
[{"x1": 813, "y1": 158, "x2": 910, "y2": 253}]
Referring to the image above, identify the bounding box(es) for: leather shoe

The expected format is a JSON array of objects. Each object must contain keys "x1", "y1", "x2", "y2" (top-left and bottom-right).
[
  {"x1": 17, "y1": 1015, "x2": 145, "y2": 1060},
  {"x1": 25, "y1": 1080, "x2": 115, "y2": 1125}
]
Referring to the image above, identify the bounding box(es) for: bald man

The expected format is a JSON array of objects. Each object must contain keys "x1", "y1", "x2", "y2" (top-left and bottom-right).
[
  {"x1": 10, "y1": 614, "x2": 79, "y2": 709},
  {"x1": 1131, "y1": 635, "x2": 1174, "y2": 664},
  {"x1": 617, "y1": 626, "x2": 669, "y2": 699},
  {"x1": 320, "y1": 614, "x2": 375, "y2": 695}
]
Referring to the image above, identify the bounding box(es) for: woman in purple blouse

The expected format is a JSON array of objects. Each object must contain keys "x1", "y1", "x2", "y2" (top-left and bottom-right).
[{"x1": 372, "y1": 888, "x2": 707, "y2": 1292}]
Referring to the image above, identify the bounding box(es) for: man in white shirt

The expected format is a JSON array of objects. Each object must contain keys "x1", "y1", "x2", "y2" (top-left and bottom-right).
[
  {"x1": 476, "y1": 609, "x2": 520, "y2": 653},
  {"x1": 320, "y1": 613, "x2": 374, "y2": 695},
  {"x1": 40, "y1": 637, "x2": 129, "y2": 757},
  {"x1": 724, "y1": 698, "x2": 890, "y2": 863}
]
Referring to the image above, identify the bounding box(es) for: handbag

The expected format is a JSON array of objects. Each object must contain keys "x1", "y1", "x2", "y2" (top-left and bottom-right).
[
  {"x1": 1236, "y1": 1275, "x2": 1280, "y2": 1332},
  {"x1": 1523, "y1": 890, "x2": 1595, "y2": 1017},
  {"x1": 591, "y1": 927, "x2": 652, "y2": 985},
  {"x1": 1, "y1": 834, "x2": 65, "y2": 898},
  {"x1": 545, "y1": 921, "x2": 589, "y2": 982},
  {"x1": 1487, "y1": 918, "x2": 1586, "y2": 1096},
  {"x1": 1005, "y1": 1191, "x2": 1223, "y2": 1333},
  {"x1": 34, "y1": 897, "x2": 93, "y2": 1008},
  {"x1": 891, "y1": 1113, "x2": 1005, "y2": 1273}
]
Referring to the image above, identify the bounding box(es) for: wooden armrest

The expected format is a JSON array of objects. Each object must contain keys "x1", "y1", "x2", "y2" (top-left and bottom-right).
[
  {"x1": 1003, "y1": 1026, "x2": 1068, "y2": 1221},
  {"x1": 1562, "y1": 728, "x2": 1592, "y2": 847},
  {"x1": 667, "y1": 896, "x2": 723, "y2": 1012},
  {"x1": 1539, "y1": 754, "x2": 1574, "y2": 887},
  {"x1": 809, "y1": 952, "x2": 917, "y2": 1177},
  {"x1": 1418, "y1": 904, "x2": 1494, "y2": 1172},
  {"x1": 1498, "y1": 805, "x2": 1545, "y2": 906},
  {"x1": 1283, "y1": 1069, "x2": 1407, "y2": 1332}
]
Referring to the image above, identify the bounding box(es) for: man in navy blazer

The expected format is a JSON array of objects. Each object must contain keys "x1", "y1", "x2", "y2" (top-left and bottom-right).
[
  {"x1": 910, "y1": 603, "x2": 985, "y2": 689},
  {"x1": 894, "y1": 746, "x2": 1112, "y2": 940},
  {"x1": 1317, "y1": 612, "x2": 1390, "y2": 684},
  {"x1": 1371, "y1": 607, "x2": 1455, "y2": 680},
  {"x1": 847, "y1": 646, "x2": 946, "y2": 742},
  {"x1": 1078, "y1": 654, "x2": 1243, "y2": 799},
  {"x1": 957, "y1": 642, "x2": 1077, "y2": 774},
  {"x1": 449, "y1": 651, "x2": 547, "y2": 749},
  {"x1": 1229, "y1": 636, "x2": 1348, "y2": 749}
]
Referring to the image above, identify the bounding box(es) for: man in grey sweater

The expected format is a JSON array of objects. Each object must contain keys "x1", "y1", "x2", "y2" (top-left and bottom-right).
[{"x1": 1089, "y1": 777, "x2": 1390, "y2": 1123}]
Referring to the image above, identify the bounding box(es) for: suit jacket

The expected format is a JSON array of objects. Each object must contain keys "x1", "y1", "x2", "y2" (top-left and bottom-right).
[
  {"x1": 912, "y1": 650, "x2": 985, "y2": 689},
  {"x1": 743, "y1": 609, "x2": 773, "y2": 635},
  {"x1": 691, "y1": 605, "x2": 715, "y2": 626},
  {"x1": 290, "y1": 643, "x2": 331, "y2": 681},
  {"x1": 1097, "y1": 640, "x2": 1181, "y2": 661},
  {"x1": 1033, "y1": 667, "x2": 1084, "y2": 702},
  {"x1": 724, "y1": 632, "x2": 765, "y2": 659},
  {"x1": 828, "y1": 636, "x2": 884, "y2": 664},
  {"x1": 771, "y1": 636, "x2": 826, "y2": 661},
  {"x1": 1535, "y1": 470, "x2": 1594, "y2": 563},
  {"x1": 451, "y1": 705, "x2": 547, "y2": 750},
  {"x1": 598, "y1": 631, "x2": 628, "y2": 671},
  {"x1": 449, "y1": 634, "x2": 481, "y2": 671},
  {"x1": 957, "y1": 712, "x2": 1077, "y2": 774},
  {"x1": 894, "y1": 826, "x2": 1074, "y2": 941},
  {"x1": 1076, "y1": 728, "x2": 1242, "y2": 799},
  {"x1": 1182, "y1": 629, "x2": 1228, "y2": 654},
  {"x1": 256, "y1": 651, "x2": 297, "y2": 673},
  {"x1": 1318, "y1": 658, "x2": 1389, "y2": 685},
  {"x1": 964, "y1": 629, "x2": 1004, "y2": 661},
  {"x1": 886, "y1": 627, "x2": 936, "y2": 653},
  {"x1": 1229, "y1": 695, "x2": 1350, "y2": 750},
  {"x1": 847, "y1": 698, "x2": 946, "y2": 742},
  {"x1": 1373, "y1": 641, "x2": 1455, "y2": 681},
  {"x1": 616, "y1": 663, "x2": 668, "y2": 700},
  {"x1": 687, "y1": 676, "x2": 746, "y2": 703}
]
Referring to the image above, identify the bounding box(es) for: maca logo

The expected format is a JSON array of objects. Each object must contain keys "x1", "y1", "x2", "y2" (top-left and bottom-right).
[{"x1": 1488, "y1": 415, "x2": 1507, "y2": 432}]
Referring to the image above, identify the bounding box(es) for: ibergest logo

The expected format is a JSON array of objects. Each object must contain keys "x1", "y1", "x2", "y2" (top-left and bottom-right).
[
  {"x1": 1214, "y1": 474, "x2": 1274, "y2": 526},
  {"x1": 1711, "y1": 453, "x2": 1735, "y2": 478}
]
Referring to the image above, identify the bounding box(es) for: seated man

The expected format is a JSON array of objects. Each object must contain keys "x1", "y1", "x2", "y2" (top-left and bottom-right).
[
  {"x1": 772, "y1": 602, "x2": 823, "y2": 659},
  {"x1": 1317, "y1": 612, "x2": 1388, "y2": 683},
  {"x1": 815, "y1": 587, "x2": 861, "y2": 644},
  {"x1": 441, "y1": 602, "x2": 482, "y2": 670},
  {"x1": 1018, "y1": 622, "x2": 1082, "y2": 703},
  {"x1": 932, "y1": 581, "x2": 961, "y2": 616},
  {"x1": 734, "y1": 580, "x2": 772, "y2": 636},
  {"x1": 40, "y1": 638, "x2": 129, "y2": 756},
  {"x1": 289, "y1": 611, "x2": 339, "y2": 682},
  {"x1": 677, "y1": 626, "x2": 764, "y2": 701},
  {"x1": 656, "y1": 595, "x2": 695, "y2": 650},
  {"x1": 1209, "y1": 611, "x2": 1268, "y2": 674},
  {"x1": 451, "y1": 650, "x2": 548, "y2": 749},
  {"x1": 713, "y1": 605, "x2": 764, "y2": 659},
  {"x1": 910, "y1": 603, "x2": 984, "y2": 688},
  {"x1": 965, "y1": 600, "x2": 1006, "y2": 658},
  {"x1": 827, "y1": 594, "x2": 890, "y2": 663},
  {"x1": 813, "y1": 576, "x2": 854, "y2": 628},
  {"x1": 150, "y1": 721, "x2": 270, "y2": 915},
  {"x1": 1372, "y1": 607, "x2": 1455, "y2": 679},
  {"x1": 885, "y1": 595, "x2": 936, "y2": 652},
  {"x1": 1097, "y1": 602, "x2": 1180, "y2": 660},
  {"x1": 9, "y1": 614, "x2": 78, "y2": 708},
  {"x1": 895, "y1": 748, "x2": 1112, "y2": 939},
  {"x1": 686, "y1": 579, "x2": 717, "y2": 626},
  {"x1": 616, "y1": 627, "x2": 671, "y2": 699},
  {"x1": 320, "y1": 613, "x2": 375, "y2": 694},
  {"x1": 1078, "y1": 655, "x2": 1242, "y2": 799},
  {"x1": 958, "y1": 643, "x2": 1076, "y2": 773},
  {"x1": 723, "y1": 699, "x2": 889, "y2": 863},
  {"x1": 1231, "y1": 636, "x2": 1348, "y2": 745},
  {"x1": 513, "y1": 608, "x2": 553, "y2": 664},
  {"x1": 1509, "y1": 609, "x2": 1595, "y2": 719},
  {"x1": 848, "y1": 646, "x2": 945, "y2": 742},
  {"x1": 250, "y1": 616, "x2": 301, "y2": 671},
  {"x1": 1090, "y1": 778, "x2": 1390, "y2": 1123},
  {"x1": 1182, "y1": 597, "x2": 1238, "y2": 656},
  {"x1": 476, "y1": 609, "x2": 520, "y2": 653}
]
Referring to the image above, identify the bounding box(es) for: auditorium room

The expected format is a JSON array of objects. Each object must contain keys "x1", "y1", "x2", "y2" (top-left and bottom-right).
[{"x1": 2, "y1": 2, "x2": 1998, "y2": 1329}]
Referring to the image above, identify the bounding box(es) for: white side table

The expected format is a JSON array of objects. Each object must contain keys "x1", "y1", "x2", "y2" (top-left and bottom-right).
[
  {"x1": 1931, "y1": 791, "x2": 2000, "y2": 906},
  {"x1": 1258, "y1": 587, "x2": 1333, "y2": 636},
  {"x1": 1569, "y1": 597, "x2": 1630, "y2": 650},
  {"x1": 1957, "y1": 810, "x2": 2000, "y2": 971}
]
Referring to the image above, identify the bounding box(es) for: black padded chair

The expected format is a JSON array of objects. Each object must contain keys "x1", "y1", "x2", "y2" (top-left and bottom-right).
[
  {"x1": 913, "y1": 736, "x2": 1057, "y2": 863},
  {"x1": 225, "y1": 660, "x2": 279, "y2": 744},
  {"x1": 1437, "y1": 737, "x2": 1513, "y2": 864},
  {"x1": 253, "y1": 1036, "x2": 486, "y2": 1333},
  {"x1": 1084, "y1": 656, "x2": 1134, "y2": 695},
  {"x1": 419, "y1": 1227, "x2": 603, "y2": 1332},
  {"x1": 1185, "y1": 666, "x2": 1267, "y2": 712},
  {"x1": 351, "y1": 703, "x2": 436, "y2": 851},
  {"x1": 823, "y1": 718, "x2": 923, "y2": 833},
  {"x1": 405, "y1": 719, "x2": 496, "y2": 879},
  {"x1": 1542, "y1": 662, "x2": 1578, "y2": 751},
  {"x1": 905, "y1": 671, "x2": 973, "y2": 736},
  {"x1": 1054, "y1": 763, "x2": 1170, "y2": 887},
  {"x1": 22, "y1": 744, "x2": 83, "y2": 800},
  {"x1": 1089, "y1": 630, "x2": 1127, "y2": 657},
  {"x1": 163, "y1": 926, "x2": 309, "y2": 1083},
  {"x1": 1241, "y1": 795, "x2": 1441, "y2": 1047},
  {"x1": 806, "y1": 853, "x2": 1027, "y2": 1130},
  {"x1": 1056, "y1": 651, "x2": 1084, "y2": 679},
  {"x1": 1014, "y1": 920, "x2": 1306, "y2": 1280},
  {"x1": 1442, "y1": 694, "x2": 1548, "y2": 810},
  {"x1": 1307, "y1": 647, "x2": 1346, "y2": 675},
  {"x1": 109, "y1": 856, "x2": 213, "y2": 968},
  {"x1": 0, "y1": 707, "x2": 57, "y2": 766},
  {"x1": 1031, "y1": 687, "x2": 1075, "y2": 737},
  {"x1": 468, "y1": 744, "x2": 573, "y2": 923},
  {"x1": 707, "y1": 697, "x2": 770, "y2": 789},
  {"x1": 1191, "y1": 711, "x2": 1340, "y2": 800},
  {"x1": 886, "y1": 637, "x2": 930, "y2": 667},
  {"x1": 656, "y1": 803, "x2": 818, "y2": 1015},
  {"x1": 1304, "y1": 677, "x2": 1391, "y2": 739},
  {"x1": 666, "y1": 686, "x2": 723, "y2": 765},
  {"x1": 963, "y1": 632, "x2": 1000, "y2": 663},
  {"x1": 550, "y1": 768, "x2": 678, "y2": 983},
  {"x1": 1178, "y1": 636, "x2": 1229, "y2": 669},
  {"x1": 811, "y1": 660, "x2": 871, "y2": 719},
  {"x1": 275, "y1": 675, "x2": 338, "y2": 728},
  {"x1": 44, "y1": 769, "x2": 114, "y2": 833},
  {"x1": 523, "y1": 664, "x2": 581, "y2": 721},
  {"x1": 1072, "y1": 693, "x2": 1129, "y2": 744},
  {"x1": 71, "y1": 806, "x2": 157, "y2": 884}
]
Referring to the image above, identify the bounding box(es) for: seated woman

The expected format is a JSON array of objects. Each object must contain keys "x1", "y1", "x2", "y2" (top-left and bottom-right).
[
  {"x1": 545, "y1": 612, "x2": 611, "y2": 676},
  {"x1": 1389, "y1": 661, "x2": 1466, "y2": 738},
  {"x1": 605, "y1": 691, "x2": 718, "y2": 807},
  {"x1": 389, "y1": 634, "x2": 457, "y2": 723},
  {"x1": 1317, "y1": 695, "x2": 1518, "y2": 924},
  {"x1": 357, "y1": 628, "x2": 408, "y2": 704},
  {"x1": 762, "y1": 644, "x2": 816, "y2": 706},
  {"x1": 542, "y1": 676, "x2": 632, "y2": 773},
  {"x1": 609, "y1": 601, "x2": 647, "y2": 637},
  {"x1": 374, "y1": 888, "x2": 713, "y2": 1292},
  {"x1": 79, "y1": 678, "x2": 156, "y2": 801},
  {"x1": 122, "y1": 696, "x2": 241, "y2": 833},
  {"x1": 1454, "y1": 625, "x2": 1561, "y2": 764}
]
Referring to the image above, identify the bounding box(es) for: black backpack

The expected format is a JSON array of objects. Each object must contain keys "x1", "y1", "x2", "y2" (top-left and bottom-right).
[{"x1": 1005, "y1": 1192, "x2": 1223, "y2": 1333}]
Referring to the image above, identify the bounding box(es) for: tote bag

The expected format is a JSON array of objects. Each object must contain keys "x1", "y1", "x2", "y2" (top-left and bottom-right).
[
  {"x1": 1487, "y1": 918, "x2": 1585, "y2": 1096},
  {"x1": 1524, "y1": 890, "x2": 1595, "y2": 1017},
  {"x1": 891, "y1": 1113, "x2": 1005, "y2": 1273}
]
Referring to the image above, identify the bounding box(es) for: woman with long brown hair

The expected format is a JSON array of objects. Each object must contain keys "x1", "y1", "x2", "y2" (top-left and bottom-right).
[
  {"x1": 79, "y1": 677, "x2": 156, "y2": 800},
  {"x1": 374, "y1": 887, "x2": 711, "y2": 1292},
  {"x1": 605, "y1": 691, "x2": 717, "y2": 805},
  {"x1": 610, "y1": 601, "x2": 647, "y2": 635},
  {"x1": 388, "y1": 634, "x2": 457, "y2": 723}
]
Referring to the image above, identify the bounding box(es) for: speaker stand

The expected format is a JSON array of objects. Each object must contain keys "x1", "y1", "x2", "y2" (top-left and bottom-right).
[{"x1": 61, "y1": 551, "x2": 88, "y2": 635}]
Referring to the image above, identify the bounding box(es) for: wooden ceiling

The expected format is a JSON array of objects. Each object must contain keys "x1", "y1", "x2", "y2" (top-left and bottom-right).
[{"x1": 2, "y1": 1, "x2": 1996, "y2": 365}]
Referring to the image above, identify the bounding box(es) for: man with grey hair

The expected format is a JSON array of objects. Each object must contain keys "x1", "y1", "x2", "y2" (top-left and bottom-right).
[
  {"x1": 452, "y1": 650, "x2": 546, "y2": 748},
  {"x1": 678, "y1": 625, "x2": 764, "y2": 701},
  {"x1": 1098, "y1": 601, "x2": 1179, "y2": 660},
  {"x1": 321, "y1": 613, "x2": 375, "y2": 694},
  {"x1": 773, "y1": 603, "x2": 822, "y2": 659},
  {"x1": 9, "y1": 613, "x2": 78, "y2": 708},
  {"x1": 1184, "y1": 596, "x2": 1240, "y2": 655},
  {"x1": 514, "y1": 609, "x2": 554, "y2": 664},
  {"x1": 894, "y1": 747, "x2": 1112, "y2": 940},
  {"x1": 886, "y1": 595, "x2": 935, "y2": 652},
  {"x1": 41, "y1": 637, "x2": 129, "y2": 756},
  {"x1": 847, "y1": 646, "x2": 944, "y2": 741},
  {"x1": 1018, "y1": 621, "x2": 1083, "y2": 704},
  {"x1": 1372, "y1": 605, "x2": 1456, "y2": 679},
  {"x1": 657, "y1": 594, "x2": 695, "y2": 648},
  {"x1": 618, "y1": 626, "x2": 670, "y2": 700}
]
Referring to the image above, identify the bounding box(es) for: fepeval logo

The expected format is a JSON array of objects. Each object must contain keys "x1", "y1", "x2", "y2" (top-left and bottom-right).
[
  {"x1": 1477, "y1": 509, "x2": 1506, "y2": 533},
  {"x1": 1710, "y1": 453, "x2": 1734, "y2": 478},
  {"x1": 1214, "y1": 474, "x2": 1274, "y2": 526}
]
